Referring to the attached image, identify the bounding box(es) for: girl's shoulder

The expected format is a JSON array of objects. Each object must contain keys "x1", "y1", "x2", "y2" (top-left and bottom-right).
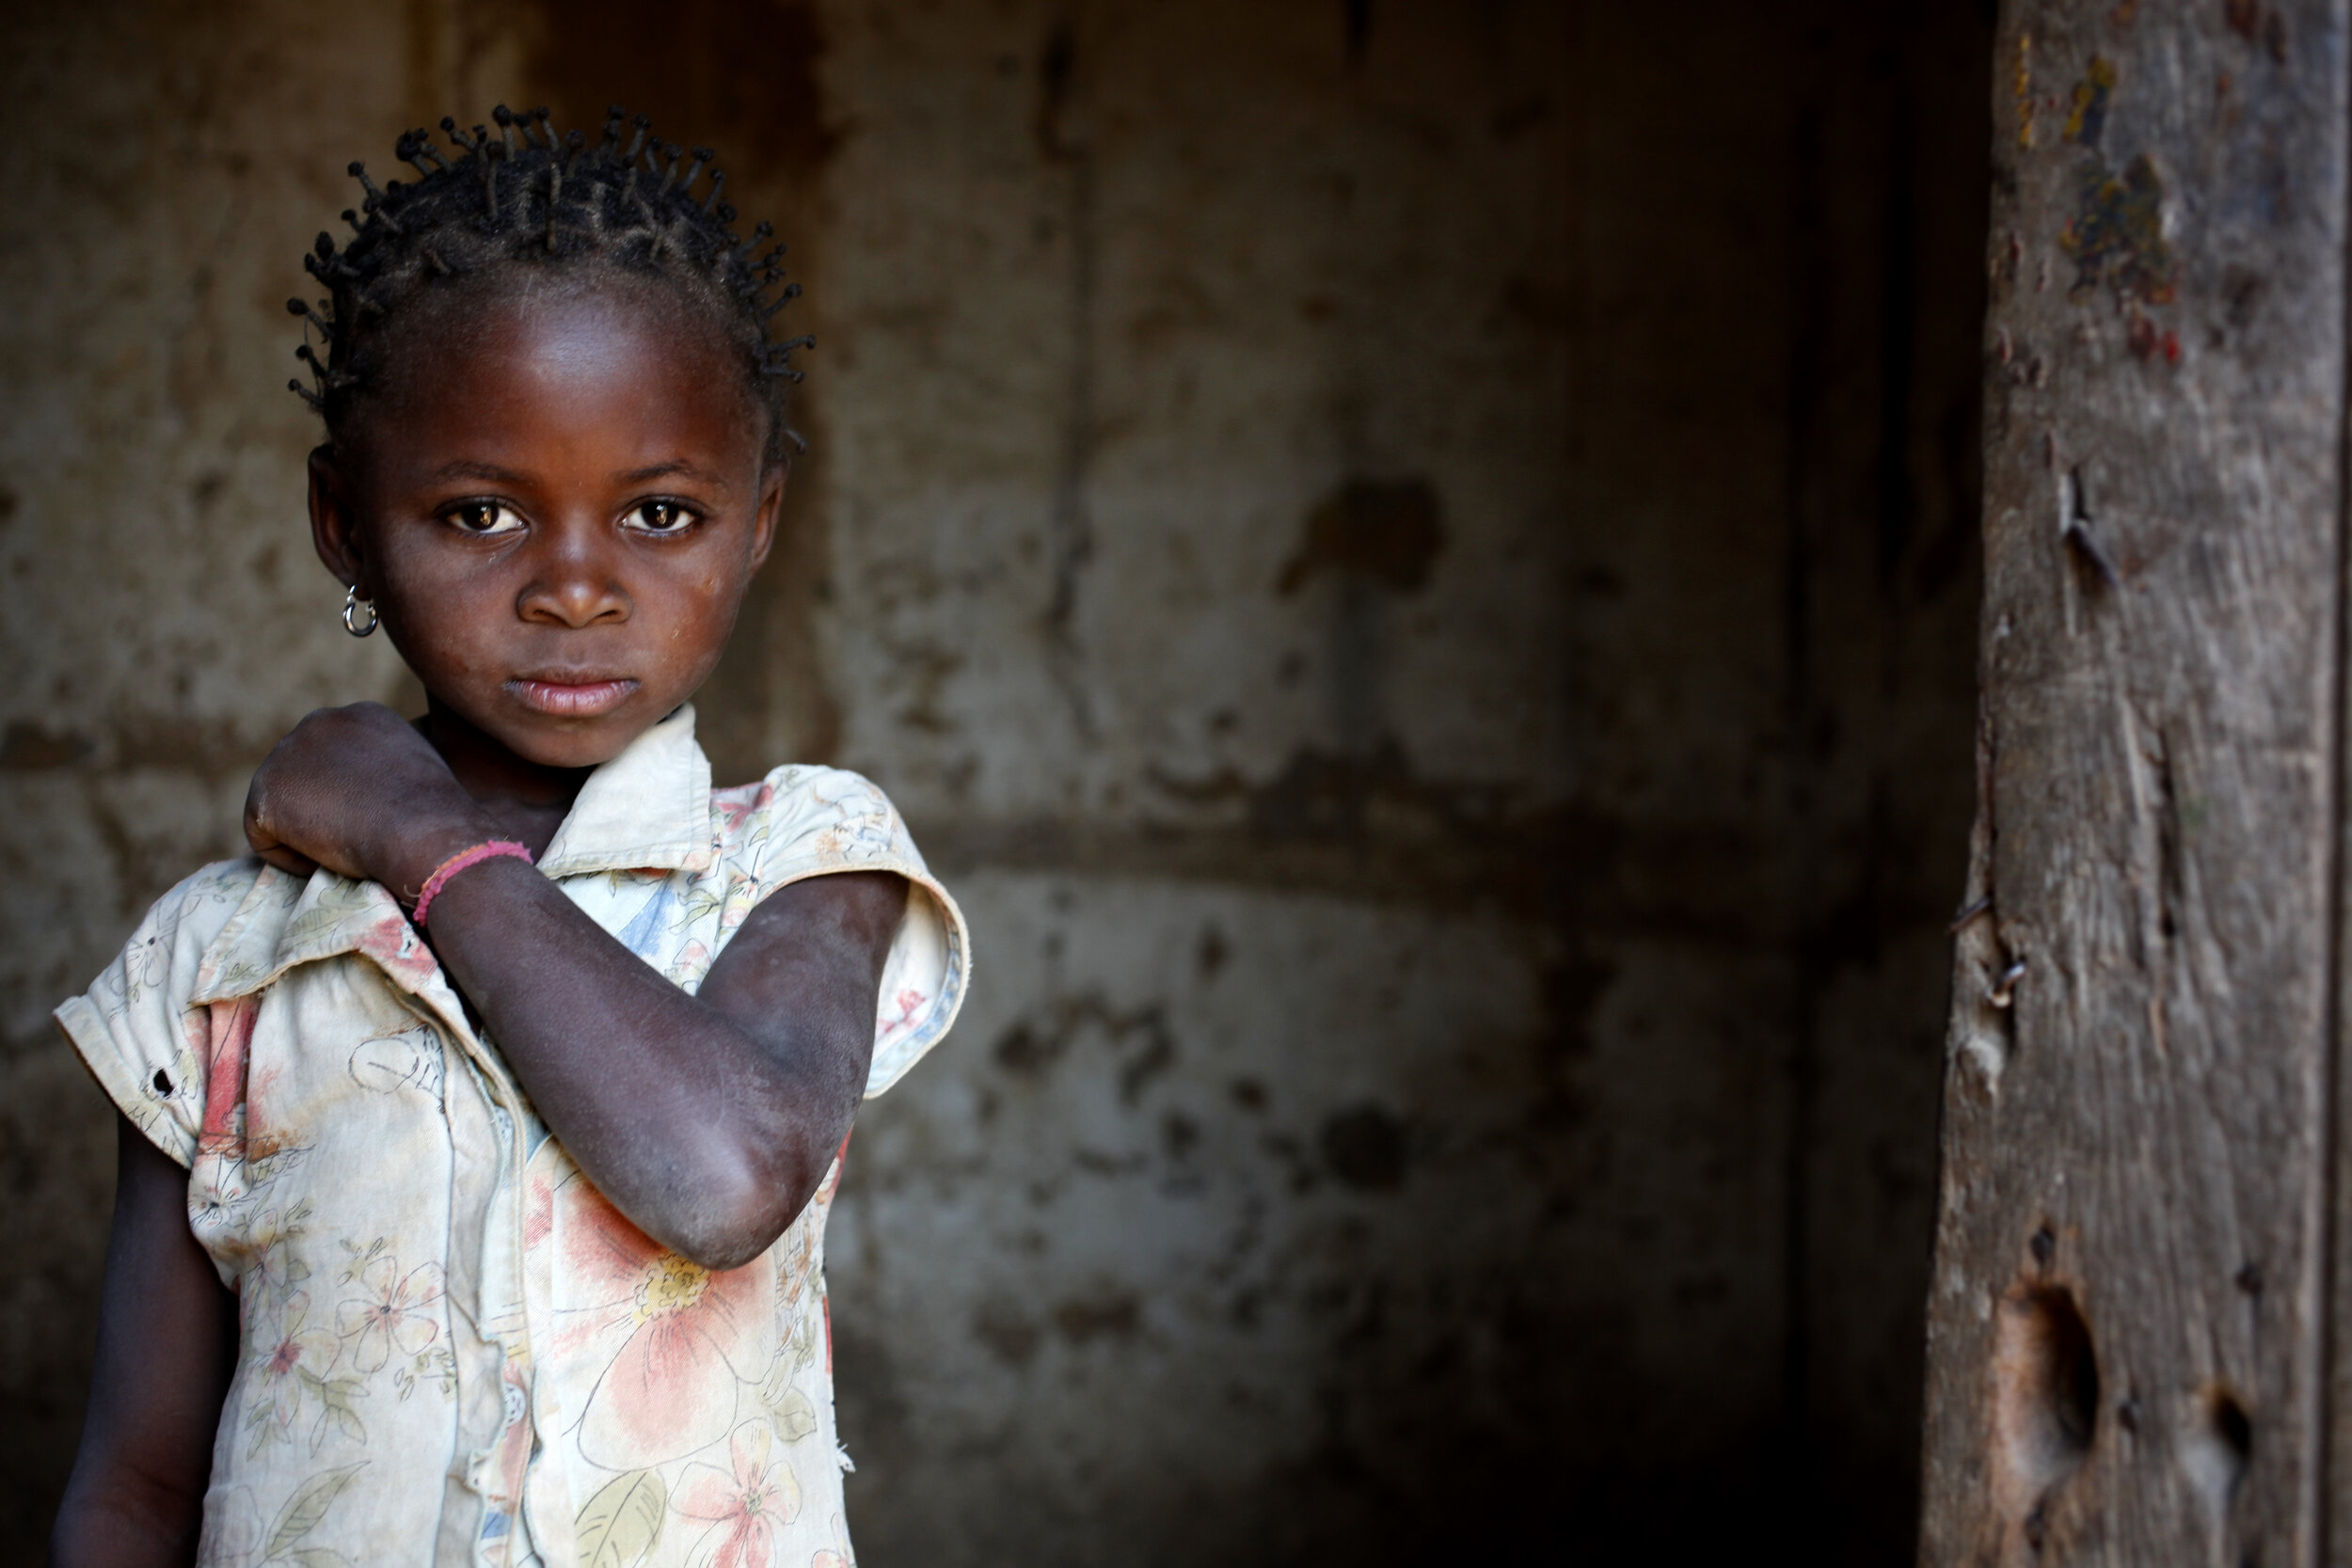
[
  {"x1": 706, "y1": 765, "x2": 971, "y2": 1098},
  {"x1": 707, "y1": 763, "x2": 926, "y2": 879},
  {"x1": 130, "y1": 856, "x2": 287, "y2": 979},
  {"x1": 67, "y1": 853, "x2": 294, "y2": 1036},
  {"x1": 56, "y1": 856, "x2": 285, "y2": 1166}
]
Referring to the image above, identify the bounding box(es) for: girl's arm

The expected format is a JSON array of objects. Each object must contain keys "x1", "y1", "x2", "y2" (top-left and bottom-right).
[
  {"x1": 419, "y1": 856, "x2": 905, "y2": 1270},
  {"x1": 52, "y1": 1116, "x2": 237, "y2": 1568},
  {"x1": 246, "y1": 703, "x2": 905, "y2": 1271}
]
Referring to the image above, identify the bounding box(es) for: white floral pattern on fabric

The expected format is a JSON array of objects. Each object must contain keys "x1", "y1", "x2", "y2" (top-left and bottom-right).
[{"x1": 56, "y1": 705, "x2": 966, "y2": 1567}]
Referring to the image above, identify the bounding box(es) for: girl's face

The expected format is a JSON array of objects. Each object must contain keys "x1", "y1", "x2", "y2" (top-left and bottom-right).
[{"x1": 309, "y1": 275, "x2": 782, "y2": 772}]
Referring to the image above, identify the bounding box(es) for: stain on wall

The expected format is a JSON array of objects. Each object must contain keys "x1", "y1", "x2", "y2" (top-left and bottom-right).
[{"x1": 0, "y1": 0, "x2": 1989, "y2": 1560}]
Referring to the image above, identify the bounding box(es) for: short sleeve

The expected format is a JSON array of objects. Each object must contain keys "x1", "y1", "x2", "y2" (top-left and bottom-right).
[
  {"x1": 53, "y1": 860, "x2": 261, "y2": 1167},
  {"x1": 741, "y1": 766, "x2": 972, "y2": 1099}
]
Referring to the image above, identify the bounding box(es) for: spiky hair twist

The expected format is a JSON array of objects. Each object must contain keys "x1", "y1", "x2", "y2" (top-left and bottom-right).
[{"x1": 287, "y1": 104, "x2": 809, "y2": 463}]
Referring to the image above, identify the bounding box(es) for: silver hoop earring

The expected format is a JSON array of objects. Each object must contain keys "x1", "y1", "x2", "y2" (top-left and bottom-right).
[{"x1": 342, "y1": 584, "x2": 378, "y2": 638}]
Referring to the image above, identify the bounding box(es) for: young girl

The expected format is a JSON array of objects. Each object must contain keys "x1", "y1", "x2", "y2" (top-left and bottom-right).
[{"x1": 48, "y1": 106, "x2": 968, "y2": 1568}]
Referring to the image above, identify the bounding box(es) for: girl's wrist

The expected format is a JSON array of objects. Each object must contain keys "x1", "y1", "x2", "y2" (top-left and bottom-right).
[
  {"x1": 411, "y1": 840, "x2": 536, "y2": 925},
  {"x1": 376, "y1": 813, "x2": 507, "y2": 906}
]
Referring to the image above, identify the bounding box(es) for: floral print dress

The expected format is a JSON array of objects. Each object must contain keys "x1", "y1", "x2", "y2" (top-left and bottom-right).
[{"x1": 56, "y1": 705, "x2": 970, "y2": 1568}]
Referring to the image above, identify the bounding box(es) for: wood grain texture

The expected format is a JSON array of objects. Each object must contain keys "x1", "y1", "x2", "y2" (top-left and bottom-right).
[{"x1": 1922, "y1": 3, "x2": 2348, "y2": 1565}]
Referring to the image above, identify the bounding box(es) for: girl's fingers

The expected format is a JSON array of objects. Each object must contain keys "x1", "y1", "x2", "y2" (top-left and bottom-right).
[
  {"x1": 246, "y1": 800, "x2": 319, "y2": 877},
  {"x1": 254, "y1": 843, "x2": 320, "y2": 878},
  {"x1": 243, "y1": 701, "x2": 472, "y2": 885}
]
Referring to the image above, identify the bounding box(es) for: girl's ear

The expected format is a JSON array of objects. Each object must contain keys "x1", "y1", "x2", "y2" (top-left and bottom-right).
[
  {"x1": 747, "y1": 458, "x2": 787, "y2": 576},
  {"x1": 307, "y1": 445, "x2": 367, "y2": 591}
]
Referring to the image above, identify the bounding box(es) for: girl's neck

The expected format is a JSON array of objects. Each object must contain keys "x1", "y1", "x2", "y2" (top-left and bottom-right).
[{"x1": 418, "y1": 699, "x2": 593, "y2": 854}]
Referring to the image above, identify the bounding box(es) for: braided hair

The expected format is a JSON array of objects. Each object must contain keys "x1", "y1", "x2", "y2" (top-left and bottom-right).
[{"x1": 287, "y1": 104, "x2": 807, "y2": 464}]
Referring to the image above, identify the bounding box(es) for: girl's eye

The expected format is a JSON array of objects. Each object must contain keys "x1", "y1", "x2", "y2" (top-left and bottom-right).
[
  {"x1": 626, "y1": 500, "x2": 697, "y2": 534},
  {"x1": 447, "y1": 502, "x2": 522, "y2": 536}
]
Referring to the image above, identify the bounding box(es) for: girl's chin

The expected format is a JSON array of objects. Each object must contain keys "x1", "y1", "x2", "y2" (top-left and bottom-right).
[
  {"x1": 419, "y1": 683, "x2": 670, "y2": 772},
  {"x1": 463, "y1": 707, "x2": 652, "y2": 772}
]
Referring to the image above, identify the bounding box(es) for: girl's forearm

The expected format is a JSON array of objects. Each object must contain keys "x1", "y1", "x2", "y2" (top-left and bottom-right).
[{"x1": 416, "y1": 854, "x2": 898, "y2": 1268}]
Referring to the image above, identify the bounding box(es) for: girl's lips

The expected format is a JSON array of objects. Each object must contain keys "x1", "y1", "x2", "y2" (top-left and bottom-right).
[{"x1": 506, "y1": 677, "x2": 640, "y2": 718}]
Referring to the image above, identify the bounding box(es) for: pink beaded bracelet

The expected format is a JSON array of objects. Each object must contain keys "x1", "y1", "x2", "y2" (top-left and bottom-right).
[{"x1": 411, "y1": 840, "x2": 535, "y2": 926}]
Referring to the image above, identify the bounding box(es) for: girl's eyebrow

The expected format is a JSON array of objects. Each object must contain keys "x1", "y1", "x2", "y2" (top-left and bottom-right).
[
  {"x1": 421, "y1": 458, "x2": 728, "y2": 489},
  {"x1": 427, "y1": 459, "x2": 532, "y2": 486},
  {"x1": 616, "y1": 459, "x2": 726, "y2": 487}
]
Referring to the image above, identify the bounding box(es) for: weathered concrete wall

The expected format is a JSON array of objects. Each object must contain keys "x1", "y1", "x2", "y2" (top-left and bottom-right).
[{"x1": 0, "y1": 0, "x2": 1988, "y2": 1560}]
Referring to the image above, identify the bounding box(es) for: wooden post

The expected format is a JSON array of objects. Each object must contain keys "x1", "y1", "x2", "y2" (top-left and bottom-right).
[{"x1": 1921, "y1": 2, "x2": 2349, "y2": 1563}]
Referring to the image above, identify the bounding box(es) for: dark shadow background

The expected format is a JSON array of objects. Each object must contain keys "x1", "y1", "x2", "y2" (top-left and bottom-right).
[{"x1": 0, "y1": 1, "x2": 1990, "y2": 1561}]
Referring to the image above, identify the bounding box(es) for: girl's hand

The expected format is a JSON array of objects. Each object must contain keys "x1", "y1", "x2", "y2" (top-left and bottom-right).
[{"x1": 244, "y1": 703, "x2": 493, "y2": 894}]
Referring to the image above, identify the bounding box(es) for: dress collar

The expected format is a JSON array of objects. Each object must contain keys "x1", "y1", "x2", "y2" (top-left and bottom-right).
[
  {"x1": 190, "y1": 704, "x2": 714, "y2": 1005},
  {"x1": 535, "y1": 704, "x2": 715, "y2": 879}
]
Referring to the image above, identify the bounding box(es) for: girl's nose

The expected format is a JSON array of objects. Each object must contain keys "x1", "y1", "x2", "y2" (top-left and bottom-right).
[{"x1": 516, "y1": 530, "x2": 630, "y2": 628}]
